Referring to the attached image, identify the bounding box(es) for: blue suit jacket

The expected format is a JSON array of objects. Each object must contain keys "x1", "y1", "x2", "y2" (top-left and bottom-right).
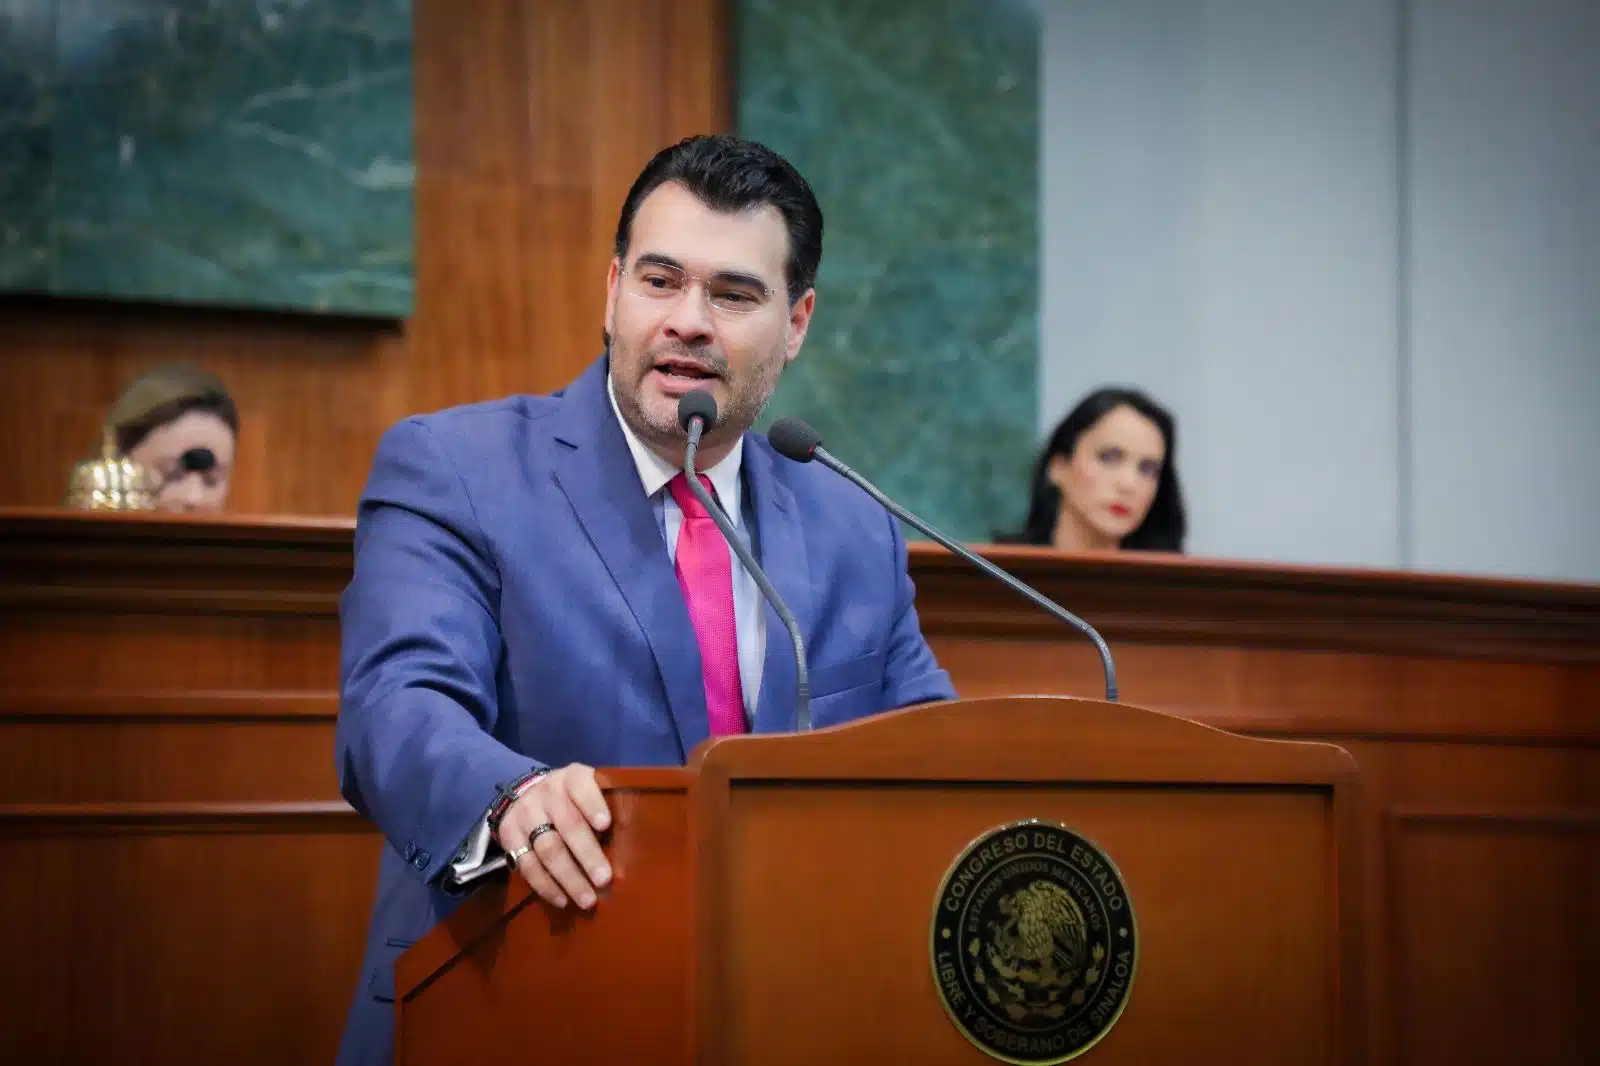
[{"x1": 333, "y1": 356, "x2": 955, "y2": 1065}]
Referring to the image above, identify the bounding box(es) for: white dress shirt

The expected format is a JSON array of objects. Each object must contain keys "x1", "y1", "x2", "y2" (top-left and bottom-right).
[
  {"x1": 446, "y1": 374, "x2": 766, "y2": 885},
  {"x1": 606, "y1": 374, "x2": 767, "y2": 715}
]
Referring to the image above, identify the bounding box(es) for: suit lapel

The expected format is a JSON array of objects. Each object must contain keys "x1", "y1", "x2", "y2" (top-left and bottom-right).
[
  {"x1": 548, "y1": 359, "x2": 709, "y2": 759},
  {"x1": 744, "y1": 441, "x2": 815, "y2": 733}
]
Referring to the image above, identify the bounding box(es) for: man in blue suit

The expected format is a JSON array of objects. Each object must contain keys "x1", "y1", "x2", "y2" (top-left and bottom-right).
[{"x1": 332, "y1": 134, "x2": 956, "y2": 1064}]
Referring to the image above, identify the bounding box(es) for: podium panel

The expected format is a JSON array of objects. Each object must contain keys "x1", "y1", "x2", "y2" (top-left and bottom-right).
[
  {"x1": 392, "y1": 776, "x2": 693, "y2": 1065},
  {"x1": 397, "y1": 697, "x2": 1364, "y2": 1066},
  {"x1": 712, "y1": 785, "x2": 1331, "y2": 1064}
]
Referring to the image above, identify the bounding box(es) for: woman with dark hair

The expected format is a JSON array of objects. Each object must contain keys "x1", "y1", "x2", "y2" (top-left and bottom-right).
[
  {"x1": 99, "y1": 364, "x2": 239, "y2": 513},
  {"x1": 999, "y1": 387, "x2": 1186, "y2": 552}
]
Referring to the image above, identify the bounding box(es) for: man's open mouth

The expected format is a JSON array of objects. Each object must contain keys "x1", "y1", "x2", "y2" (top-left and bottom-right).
[{"x1": 653, "y1": 358, "x2": 720, "y2": 381}]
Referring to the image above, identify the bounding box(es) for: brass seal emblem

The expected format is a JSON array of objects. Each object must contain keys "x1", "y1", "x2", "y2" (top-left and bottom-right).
[{"x1": 930, "y1": 820, "x2": 1137, "y2": 1064}]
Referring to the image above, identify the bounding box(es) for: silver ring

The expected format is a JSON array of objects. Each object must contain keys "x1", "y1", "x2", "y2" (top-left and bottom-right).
[
  {"x1": 528, "y1": 823, "x2": 556, "y2": 841},
  {"x1": 505, "y1": 843, "x2": 532, "y2": 864}
]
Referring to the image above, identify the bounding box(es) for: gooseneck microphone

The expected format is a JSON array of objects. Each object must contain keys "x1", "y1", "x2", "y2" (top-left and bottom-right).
[
  {"x1": 676, "y1": 392, "x2": 812, "y2": 731},
  {"x1": 767, "y1": 418, "x2": 1119, "y2": 703}
]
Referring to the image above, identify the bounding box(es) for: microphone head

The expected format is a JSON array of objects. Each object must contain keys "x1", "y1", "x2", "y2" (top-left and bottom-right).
[
  {"x1": 767, "y1": 418, "x2": 823, "y2": 462},
  {"x1": 676, "y1": 390, "x2": 718, "y2": 432},
  {"x1": 179, "y1": 447, "x2": 217, "y2": 473}
]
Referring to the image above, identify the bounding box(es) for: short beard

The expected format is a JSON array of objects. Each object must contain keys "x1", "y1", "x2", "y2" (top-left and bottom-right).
[
  {"x1": 611, "y1": 339, "x2": 787, "y2": 457},
  {"x1": 716, "y1": 348, "x2": 786, "y2": 442}
]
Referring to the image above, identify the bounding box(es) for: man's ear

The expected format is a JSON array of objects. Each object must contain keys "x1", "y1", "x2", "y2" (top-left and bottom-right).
[
  {"x1": 604, "y1": 256, "x2": 622, "y2": 343},
  {"x1": 784, "y1": 289, "x2": 816, "y2": 364}
]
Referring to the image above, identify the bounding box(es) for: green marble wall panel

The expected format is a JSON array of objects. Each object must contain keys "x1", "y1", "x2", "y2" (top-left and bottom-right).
[
  {"x1": 739, "y1": 0, "x2": 1039, "y2": 542},
  {"x1": 0, "y1": 0, "x2": 413, "y2": 317},
  {"x1": 0, "y1": 1, "x2": 54, "y2": 290}
]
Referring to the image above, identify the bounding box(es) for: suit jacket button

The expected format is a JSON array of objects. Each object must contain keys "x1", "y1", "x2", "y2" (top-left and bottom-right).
[
  {"x1": 413, "y1": 851, "x2": 430, "y2": 870},
  {"x1": 402, "y1": 842, "x2": 417, "y2": 862}
]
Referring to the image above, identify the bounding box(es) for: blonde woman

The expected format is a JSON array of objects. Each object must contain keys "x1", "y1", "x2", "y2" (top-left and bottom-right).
[{"x1": 101, "y1": 364, "x2": 239, "y2": 513}]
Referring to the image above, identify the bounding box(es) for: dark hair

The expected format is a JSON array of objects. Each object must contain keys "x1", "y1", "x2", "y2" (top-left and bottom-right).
[
  {"x1": 612, "y1": 134, "x2": 824, "y2": 304},
  {"x1": 105, "y1": 364, "x2": 239, "y2": 455},
  {"x1": 998, "y1": 387, "x2": 1186, "y2": 552}
]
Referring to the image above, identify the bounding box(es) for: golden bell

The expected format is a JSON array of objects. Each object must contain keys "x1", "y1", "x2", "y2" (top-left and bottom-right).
[{"x1": 64, "y1": 429, "x2": 159, "y2": 511}]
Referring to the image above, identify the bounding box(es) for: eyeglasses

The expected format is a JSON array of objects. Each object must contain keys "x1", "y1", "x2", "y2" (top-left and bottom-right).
[{"x1": 622, "y1": 259, "x2": 778, "y2": 315}]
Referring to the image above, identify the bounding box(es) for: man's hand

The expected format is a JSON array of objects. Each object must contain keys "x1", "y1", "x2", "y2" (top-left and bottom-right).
[{"x1": 497, "y1": 764, "x2": 613, "y2": 909}]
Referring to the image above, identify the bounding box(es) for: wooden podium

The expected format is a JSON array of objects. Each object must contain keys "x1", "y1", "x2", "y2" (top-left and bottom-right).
[{"x1": 392, "y1": 696, "x2": 1364, "y2": 1066}]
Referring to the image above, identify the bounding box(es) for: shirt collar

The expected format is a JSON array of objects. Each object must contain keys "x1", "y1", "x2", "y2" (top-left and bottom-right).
[{"x1": 607, "y1": 370, "x2": 744, "y2": 520}]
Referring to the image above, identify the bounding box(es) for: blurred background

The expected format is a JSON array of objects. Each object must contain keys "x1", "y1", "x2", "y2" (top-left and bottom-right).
[{"x1": 2, "y1": 0, "x2": 1593, "y2": 579}]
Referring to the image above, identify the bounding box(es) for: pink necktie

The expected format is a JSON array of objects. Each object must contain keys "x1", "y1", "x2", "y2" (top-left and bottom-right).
[{"x1": 667, "y1": 474, "x2": 747, "y2": 736}]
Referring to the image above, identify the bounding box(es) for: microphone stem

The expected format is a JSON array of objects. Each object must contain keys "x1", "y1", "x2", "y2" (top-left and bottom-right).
[
  {"x1": 813, "y1": 446, "x2": 1119, "y2": 703},
  {"x1": 684, "y1": 423, "x2": 812, "y2": 730}
]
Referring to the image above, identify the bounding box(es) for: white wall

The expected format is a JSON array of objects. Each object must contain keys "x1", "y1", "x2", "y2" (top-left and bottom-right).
[
  {"x1": 1040, "y1": 0, "x2": 1600, "y2": 582},
  {"x1": 1407, "y1": 0, "x2": 1600, "y2": 582}
]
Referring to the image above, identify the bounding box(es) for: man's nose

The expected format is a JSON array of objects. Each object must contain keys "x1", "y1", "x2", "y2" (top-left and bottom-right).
[{"x1": 661, "y1": 284, "x2": 715, "y2": 344}]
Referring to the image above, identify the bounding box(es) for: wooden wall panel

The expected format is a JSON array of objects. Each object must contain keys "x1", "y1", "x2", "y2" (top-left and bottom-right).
[
  {"x1": 0, "y1": 719, "x2": 340, "y2": 804},
  {"x1": 929, "y1": 640, "x2": 1600, "y2": 740},
  {"x1": 0, "y1": 0, "x2": 731, "y2": 517},
  {"x1": 0, "y1": 809, "x2": 381, "y2": 1066},
  {"x1": 0, "y1": 515, "x2": 363, "y2": 1065},
  {"x1": 2, "y1": 511, "x2": 1595, "y2": 1066},
  {"x1": 1386, "y1": 812, "x2": 1598, "y2": 1064}
]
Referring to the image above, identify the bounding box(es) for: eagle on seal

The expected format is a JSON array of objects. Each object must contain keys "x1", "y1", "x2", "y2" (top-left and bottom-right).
[{"x1": 991, "y1": 880, "x2": 1088, "y2": 980}]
